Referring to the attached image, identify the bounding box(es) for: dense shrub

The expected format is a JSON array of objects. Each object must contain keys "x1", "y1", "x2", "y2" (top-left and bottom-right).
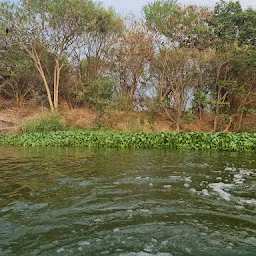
[{"x1": 21, "y1": 115, "x2": 67, "y2": 133}]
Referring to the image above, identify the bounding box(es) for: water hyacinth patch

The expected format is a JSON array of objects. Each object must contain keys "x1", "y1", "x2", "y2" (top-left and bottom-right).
[{"x1": 0, "y1": 131, "x2": 255, "y2": 152}]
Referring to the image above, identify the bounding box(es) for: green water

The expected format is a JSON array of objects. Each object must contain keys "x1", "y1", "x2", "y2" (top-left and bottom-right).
[{"x1": 0, "y1": 147, "x2": 255, "y2": 256}]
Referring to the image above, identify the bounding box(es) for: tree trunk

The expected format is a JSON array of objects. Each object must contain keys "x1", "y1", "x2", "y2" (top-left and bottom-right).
[
  {"x1": 223, "y1": 116, "x2": 233, "y2": 133},
  {"x1": 24, "y1": 44, "x2": 55, "y2": 112},
  {"x1": 54, "y1": 58, "x2": 62, "y2": 112},
  {"x1": 176, "y1": 114, "x2": 180, "y2": 132},
  {"x1": 236, "y1": 112, "x2": 244, "y2": 132},
  {"x1": 37, "y1": 64, "x2": 55, "y2": 113}
]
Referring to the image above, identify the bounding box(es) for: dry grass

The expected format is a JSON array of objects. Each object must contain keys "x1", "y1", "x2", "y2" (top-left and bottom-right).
[
  {"x1": 63, "y1": 108, "x2": 98, "y2": 129},
  {"x1": 183, "y1": 114, "x2": 214, "y2": 132},
  {"x1": 0, "y1": 98, "x2": 255, "y2": 133},
  {"x1": 239, "y1": 114, "x2": 256, "y2": 132}
]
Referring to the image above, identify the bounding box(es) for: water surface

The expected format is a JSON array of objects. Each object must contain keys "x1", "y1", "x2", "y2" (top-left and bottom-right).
[{"x1": 0, "y1": 147, "x2": 255, "y2": 256}]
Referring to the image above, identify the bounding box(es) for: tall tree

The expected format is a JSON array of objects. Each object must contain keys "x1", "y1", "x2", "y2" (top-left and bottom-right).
[
  {"x1": 210, "y1": 0, "x2": 256, "y2": 47},
  {"x1": 110, "y1": 22, "x2": 154, "y2": 108},
  {"x1": 0, "y1": 0, "x2": 106, "y2": 112},
  {"x1": 143, "y1": 0, "x2": 212, "y2": 49}
]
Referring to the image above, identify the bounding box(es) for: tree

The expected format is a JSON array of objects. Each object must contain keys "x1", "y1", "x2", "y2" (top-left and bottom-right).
[
  {"x1": 143, "y1": 0, "x2": 213, "y2": 129},
  {"x1": 0, "y1": 47, "x2": 42, "y2": 106},
  {"x1": 210, "y1": 0, "x2": 256, "y2": 47},
  {"x1": 152, "y1": 47, "x2": 198, "y2": 131},
  {"x1": 72, "y1": 7, "x2": 124, "y2": 109},
  {"x1": 143, "y1": 0, "x2": 213, "y2": 49},
  {"x1": 110, "y1": 22, "x2": 154, "y2": 109},
  {"x1": 0, "y1": 0, "x2": 104, "y2": 112}
]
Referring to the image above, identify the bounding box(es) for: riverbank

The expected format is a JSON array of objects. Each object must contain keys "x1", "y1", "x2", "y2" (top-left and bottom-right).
[
  {"x1": 0, "y1": 131, "x2": 255, "y2": 152},
  {"x1": 0, "y1": 103, "x2": 256, "y2": 134}
]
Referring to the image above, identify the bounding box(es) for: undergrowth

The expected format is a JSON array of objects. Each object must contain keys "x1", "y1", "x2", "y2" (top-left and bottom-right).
[{"x1": 21, "y1": 115, "x2": 67, "y2": 133}]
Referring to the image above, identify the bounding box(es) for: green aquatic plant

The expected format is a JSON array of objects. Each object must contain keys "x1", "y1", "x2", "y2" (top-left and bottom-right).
[{"x1": 0, "y1": 131, "x2": 255, "y2": 152}]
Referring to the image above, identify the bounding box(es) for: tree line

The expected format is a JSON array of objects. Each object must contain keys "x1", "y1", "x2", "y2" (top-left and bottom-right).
[{"x1": 0, "y1": 0, "x2": 256, "y2": 131}]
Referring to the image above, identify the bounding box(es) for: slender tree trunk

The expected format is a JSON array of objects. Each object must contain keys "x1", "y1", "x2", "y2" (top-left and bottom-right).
[
  {"x1": 37, "y1": 64, "x2": 55, "y2": 113},
  {"x1": 159, "y1": 50, "x2": 168, "y2": 102},
  {"x1": 214, "y1": 88, "x2": 221, "y2": 131},
  {"x1": 176, "y1": 113, "x2": 181, "y2": 132},
  {"x1": 54, "y1": 60, "x2": 60, "y2": 111},
  {"x1": 130, "y1": 74, "x2": 137, "y2": 101},
  {"x1": 53, "y1": 56, "x2": 65, "y2": 112},
  {"x1": 23, "y1": 43, "x2": 55, "y2": 112},
  {"x1": 223, "y1": 116, "x2": 233, "y2": 133},
  {"x1": 237, "y1": 112, "x2": 244, "y2": 132}
]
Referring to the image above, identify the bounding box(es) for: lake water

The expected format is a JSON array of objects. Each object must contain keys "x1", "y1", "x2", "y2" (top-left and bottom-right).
[{"x1": 0, "y1": 146, "x2": 255, "y2": 256}]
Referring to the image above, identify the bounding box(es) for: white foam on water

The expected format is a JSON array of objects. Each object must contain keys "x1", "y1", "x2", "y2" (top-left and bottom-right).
[
  {"x1": 144, "y1": 245, "x2": 153, "y2": 253},
  {"x1": 209, "y1": 183, "x2": 234, "y2": 201},
  {"x1": 224, "y1": 167, "x2": 236, "y2": 172},
  {"x1": 56, "y1": 248, "x2": 65, "y2": 253},
  {"x1": 78, "y1": 241, "x2": 90, "y2": 246},
  {"x1": 240, "y1": 199, "x2": 256, "y2": 205},
  {"x1": 120, "y1": 253, "x2": 173, "y2": 256},
  {"x1": 233, "y1": 174, "x2": 245, "y2": 184},
  {"x1": 140, "y1": 209, "x2": 150, "y2": 213},
  {"x1": 233, "y1": 169, "x2": 253, "y2": 184},
  {"x1": 202, "y1": 189, "x2": 210, "y2": 196},
  {"x1": 113, "y1": 228, "x2": 120, "y2": 232},
  {"x1": 161, "y1": 240, "x2": 168, "y2": 246},
  {"x1": 169, "y1": 176, "x2": 182, "y2": 180},
  {"x1": 189, "y1": 188, "x2": 197, "y2": 193},
  {"x1": 235, "y1": 205, "x2": 244, "y2": 209},
  {"x1": 185, "y1": 177, "x2": 192, "y2": 183},
  {"x1": 239, "y1": 169, "x2": 253, "y2": 176},
  {"x1": 185, "y1": 248, "x2": 192, "y2": 253}
]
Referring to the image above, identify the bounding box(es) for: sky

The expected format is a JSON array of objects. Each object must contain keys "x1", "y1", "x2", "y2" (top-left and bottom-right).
[{"x1": 100, "y1": 0, "x2": 256, "y2": 17}]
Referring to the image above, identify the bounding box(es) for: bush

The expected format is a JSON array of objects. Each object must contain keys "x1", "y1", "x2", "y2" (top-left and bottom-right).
[
  {"x1": 185, "y1": 111, "x2": 197, "y2": 124},
  {"x1": 21, "y1": 115, "x2": 67, "y2": 133}
]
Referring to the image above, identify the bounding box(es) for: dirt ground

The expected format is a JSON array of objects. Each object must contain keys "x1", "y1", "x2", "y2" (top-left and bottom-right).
[{"x1": 0, "y1": 99, "x2": 255, "y2": 134}]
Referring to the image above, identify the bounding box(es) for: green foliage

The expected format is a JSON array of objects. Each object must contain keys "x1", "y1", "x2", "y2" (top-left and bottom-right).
[
  {"x1": 143, "y1": 0, "x2": 212, "y2": 47},
  {"x1": 143, "y1": 0, "x2": 178, "y2": 36},
  {"x1": 21, "y1": 115, "x2": 67, "y2": 133},
  {"x1": 0, "y1": 0, "x2": 123, "y2": 112},
  {"x1": 184, "y1": 111, "x2": 197, "y2": 124},
  {"x1": 210, "y1": 0, "x2": 256, "y2": 46},
  {"x1": 76, "y1": 78, "x2": 115, "y2": 111},
  {"x1": 0, "y1": 48, "x2": 41, "y2": 105},
  {"x1": 0, "y1": 131, "x2": 255, "y2": 152}
]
